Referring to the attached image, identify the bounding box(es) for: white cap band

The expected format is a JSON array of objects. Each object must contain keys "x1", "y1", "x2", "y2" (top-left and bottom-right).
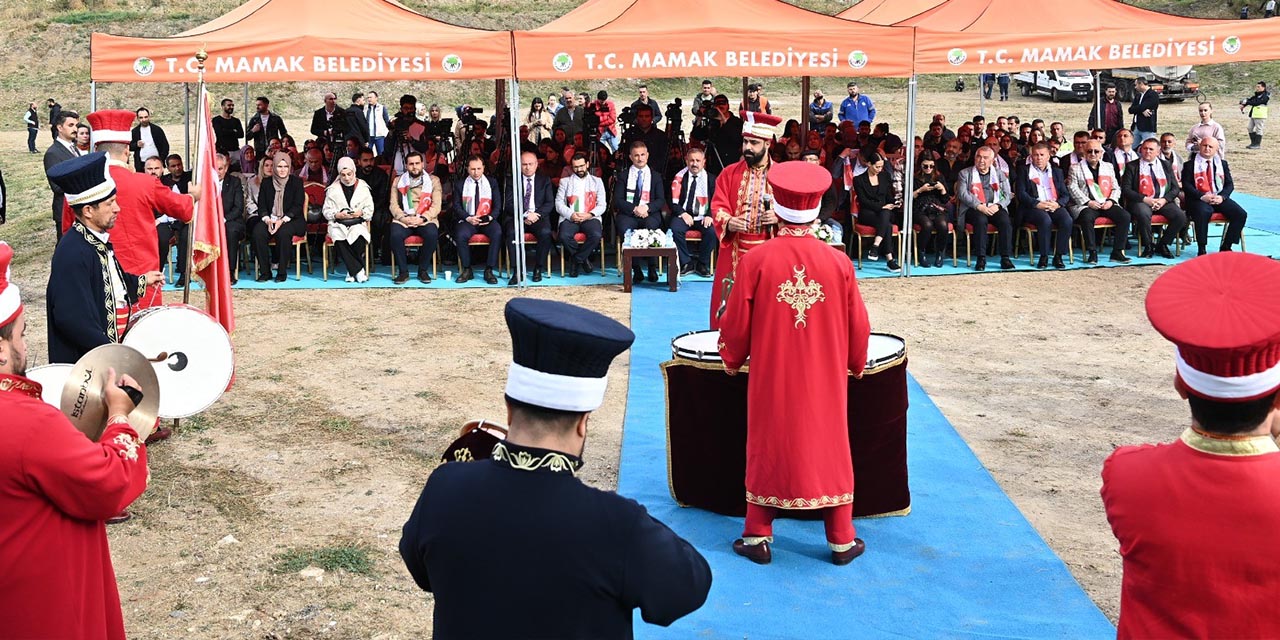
[
  {"x1": 505, "y1": 361, "x2": 609, "y2": 412},
  {"x1": 773, "y1": 202, "x2": 820, "y2": 224},
  {"x1": 1175, "y1": 349, "x2": 1280, "y2": 400}
]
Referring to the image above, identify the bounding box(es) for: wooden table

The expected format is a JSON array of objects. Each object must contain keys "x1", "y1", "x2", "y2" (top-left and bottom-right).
[{"x1": 621, "y1": 246, "x2": 678, "y2": 292}]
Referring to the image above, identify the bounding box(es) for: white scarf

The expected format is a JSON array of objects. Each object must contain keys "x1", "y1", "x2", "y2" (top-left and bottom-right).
[
  {"x1": 1193, "y1": 154, "x2": 1225, "y2": 196},
  {"x1": 1112, "y1": 148, "x2": 1138, "y2": 176},
  {"x1": 625, "y1": 166, "x2": 652, "y2": 205},
  {"x1": 462, "y1": 175, "x2": 493, "y2": 217},
  {"x1": 672, "y1": 168, "x2": 709, "y2": 217},
  {"x1": 993, "y1": 155, "x2": 1010, "y2": 177},
  {"x1": 1028, "y1": 164, "x2": 1057, "y2": 202},
  {"x1": 396, "y1": 171, "x2": 431, "y2": 215}
]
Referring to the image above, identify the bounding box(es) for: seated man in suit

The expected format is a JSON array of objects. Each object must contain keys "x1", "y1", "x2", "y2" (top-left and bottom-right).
[
  {"x1": 1182, "y1": 137, "x2": 1247, "y2": 255},
  {"x1": 556, "y1": 153, "x2": 607, "y2": 277},
  {"x1": 614, "y1": 141, "x2": 668, "y2": 283},
  {"x1": 389, "y1": 152, "x2": 442, "y2": 285},
  {"x1": 452, "y1": 155, "x2": 502, "y2": 284},
  {"x1": 1067, "y1": 139, "x2": 1131, "y2": 264},
  {"x1": 956, "y1": 146, "x2": 1014, "y2": 271},
  {"x1": 503, "y1": 151, "x2": 555, "y2": 285},
  {"x1": 1121, "y1": 137, "x2": 1185, "y2": 259},
  {"x1": 215, "y1": 153, "x2": 246, "y2": 284},
  {"x1": 668, "y1": 147, "x2": 717, "y2": 277},
  {"x1": 1016, "y1": 143, "x2": 1072, "y2": 269}
]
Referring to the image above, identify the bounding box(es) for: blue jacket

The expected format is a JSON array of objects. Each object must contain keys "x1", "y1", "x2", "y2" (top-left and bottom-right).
[{"x1": 838, "y1": 94, "x2": 876, "y2": 125}]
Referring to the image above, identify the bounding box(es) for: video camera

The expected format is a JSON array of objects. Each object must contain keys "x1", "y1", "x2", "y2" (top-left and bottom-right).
[
  {"x1": 458, "y1": 105, "x2": 485, "y2": 128},
  {"x1": 665, "y1": 98, "x2": 683, "y2": 133}
]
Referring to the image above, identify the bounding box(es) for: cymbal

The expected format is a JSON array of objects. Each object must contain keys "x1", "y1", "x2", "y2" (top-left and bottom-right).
[{"x1": 61, "y1": 344, "x2": 160, "y2": 442}]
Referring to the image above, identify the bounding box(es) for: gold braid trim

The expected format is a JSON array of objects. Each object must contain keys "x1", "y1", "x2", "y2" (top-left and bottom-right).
[
  {"x1": 191, "y1": 240, "x2": 222, "y2": 274},
  {"x1": 746, "y1": 490, "x2": 854, "y2": 510},
  {"x1": 1181, "y1": 427, "x2": 1280, "y2": 457},
  {"x1": 492, "y1": 442, "x2": 582, "y2": 476},
  {"x1": 73, "y1": 222, "x2": 127, "y2": 342}
]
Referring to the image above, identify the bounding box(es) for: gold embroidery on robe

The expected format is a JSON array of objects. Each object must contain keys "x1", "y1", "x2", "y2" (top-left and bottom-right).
[
  {"x1": 776, "y1": 266, "x2": 825, "y2": 329},
  {"x1": 746, "y1": 490, "x2": 854, "y2": 509},
  {"x1": 1181, "y1": 427, "x2": 1280, "y2": 457},
  {"x1": 492, "y1": 442, "x2": 582, "y2": 476}
]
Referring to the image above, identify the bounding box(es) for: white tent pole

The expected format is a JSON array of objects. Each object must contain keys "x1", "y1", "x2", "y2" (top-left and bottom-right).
[
  {"x1": 509, "y1": 78, "x2": 527, "y2": 287},
  {"x1": 1094, "y1": 71, "x2": 1102, "y2": 136},
  {"x1": 979, "y1": 75, "x2": 984, "y2": 118},
  {"x1": 91, "y1": 81, "x2": 97, "y2": 111},
  {"x1": 901, "y1": 75, "x2": 918, "y2": 278}
]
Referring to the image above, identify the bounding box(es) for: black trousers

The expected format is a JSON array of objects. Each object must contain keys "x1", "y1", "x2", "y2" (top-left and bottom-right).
[
  {"x1": 370, "y1": 210, "x2": 391, "y2": 264},
  {"x1": 389, "y1": 223, "x2": 439, "y2": 275},
  {"x1": 857, "y1": 206, "x2": 897, "y2": 258},
  {"x1": 27, "y1": 128, "x2": 37, "y2": 153},
  {"x1": 251, "y1": 218, "x2": 306, "y2": 277},
  {"x1": 616, "y1": 211, "x2": 664, "y2": 268},
  {"x1": 504, "y1": 214, "x2": 553, "y2": 273},
  {"x1": 1186, "y1": 196, "x2": 1248, "y2": 249},
  {"x1": 1023, "y1": 206, "x2": 1072, "y2": 256},
  {"x1": 1128, "y1": 200, "x2": 1187, "y2": 250},
  {"x1": 669, "y1": 216, "x2": 717, "y2": 266},
  {"x1": 333, "y1": 237, "x2": 367, "y2": 277},
  {"x1": 157, "y1": 221, "x2": 189, "y2": 275},
  {"x1": 1075, "y1": 206, "x2": 1131, "y2": 252},
  {"x1": 963, "y1": 206, "x2": 1013, "y2": 257},
  {"x1": 455, "y1": 219, "x2": 502, "y2": 269},
  {"x1": 559, "y1": 218, "x2": 603, "y2": 265},
  {"x1": 225, "y1": 219, "x2": 247, "y2": 277},
  {"x1": 912, "y1": 210, "x2": 951, "y2": 256}
]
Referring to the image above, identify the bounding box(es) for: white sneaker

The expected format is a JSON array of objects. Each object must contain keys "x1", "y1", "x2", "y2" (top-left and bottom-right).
[
  {"x1": 355, "y1": 270, "x2": 368, "y2": 283},
  {"x1": 344, "y1": 275, "x2": 355, "y2": 283}
]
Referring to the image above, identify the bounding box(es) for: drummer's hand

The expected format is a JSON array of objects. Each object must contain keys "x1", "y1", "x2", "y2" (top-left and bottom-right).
[
  {"x1": 727, "y1": 217, "x2": 748, "y2": 233},
  {"x1": 143, "y1": 271, "x2": 164, "y2": 285}
]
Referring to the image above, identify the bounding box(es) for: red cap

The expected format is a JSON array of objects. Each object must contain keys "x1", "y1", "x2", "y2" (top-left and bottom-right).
[
  {"x1": 0, "y1": 242, "x2": 21, "y2": 328},
  {"x1": 86, "y1": 109, "x2": 136, "y2": 147},
  {"x1": 767, "y1": 161, "x2": 830, "y2": 224},
  {"x1": 1146, "y1": 252, "x2": 1280, "y2": 401},
  {"x1": 741, "y1": 111, "x2": 783, "y2": 141}
]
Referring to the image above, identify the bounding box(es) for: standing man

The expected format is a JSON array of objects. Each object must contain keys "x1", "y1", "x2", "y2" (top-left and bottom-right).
[
  {"x1": 808, "y1": 90, "x2": 833, "y2": 133},
  {"x1": 1122, "y1": 137, "x2": 1185, "y2": 259},
  {"x1": 1067, "y1": 138, "x2": 1131, "y2": 264},
  {"x1": 47, "y1": 98, "x2": 61, "y2": 141},
  {"x1": 1103, "y1": 252, "x2": 1280, "y2": 640},
  {"x1": 400, "y1": 298, "x2": 711, "y2": 638},
  {"x1": 216, "y1": 153, "x2": 245, "y2": 284},
  {"x1": 211, "y1": 98, "x2": 244, "y2": 167},
  {"x1": 45, "y1": 153, "x2": 164, "y2": 364},
  {"x1": 556, "y1": 153, "x2": 607, "y2": 276},
  {"x1": 43, "y1": 109, "x2": 80, "y2": 241},
  {"x1": 1088, "y1": 84, "x2": 1124, "y2": 145},
  {"x1": 669, "y1": 147, "x2": 717, "y2": 277},
  {"x1": 614, "y1": 141, "x2": 667, "y2": 284},
  {"x1": 503, "y1": 151, "x2": 554, "y2": 285},
  {"x1": 247, "y1": 96, "x2": 287, "y2": 157},
  {"x1": 365, "y1": 90, "x2": 391, "y2": 156},
  {"x1": 997, "y1": 73, "x2": 1012, "y2": 101},
  {"x1": 1128, "y1": 78, "x2": 1159, "y2": 143},
  {"x1": 718, "y1": 161, "x2": 871, "y2": 566},
  {"x1": 740, "y1": 83, "x2": 771, "y2": 115},
  {"x1": 632, "y1": 84, "x2": 663, "y2": 125},
  {"x1": 619, "y1": 104, "x2": 670, "y2": 178},
  {"x1": 838, "y1": 82, "x2": 876, "y2": 127},
  {"x1": 451, "y1": 156, "x2": 501, "y2": 285},
  {"x1": 553, "y1": 92, "x2": 584, "y2": 142},
  {"x1": 346, "y1": 92, "x2": 371, "y2": 148},
  {"x1": 693, "y1": 95, "x2": 743, "y2": 175},
  {"x1": 0, "y1": 241, "x2": 155, "y2": 640},
  {"x1": 129, "y1": 107, "x2": 169, "y2": 173},
  {"x1": 24, "y1": 102, "x2": 39, "y2": 154},
  {"x1": 1182, "y1": 137, "x2": 1247, "y2": 256},
  {"x1": 1240, "y1": 81, "x2": 1269, "y2": 150},
  {"x1": 709, "y1": 112, "x2": 781, "y2": 328},
  {"x1": 310, "y1": 92, "x2": 343, "y2": 141}
]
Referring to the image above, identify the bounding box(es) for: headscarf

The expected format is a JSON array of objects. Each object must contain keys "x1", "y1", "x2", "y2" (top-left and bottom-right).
[
  {"x1": 271, "y1": 151, "x2": 291, "y2": 218},
  {"x1": 336, "y1": 157, "x2": 358, "y2": 187}
]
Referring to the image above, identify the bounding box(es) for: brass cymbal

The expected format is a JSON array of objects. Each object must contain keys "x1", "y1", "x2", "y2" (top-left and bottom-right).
[{"x1": 61, "y1": 344, "x2": 160, "y2": 442}]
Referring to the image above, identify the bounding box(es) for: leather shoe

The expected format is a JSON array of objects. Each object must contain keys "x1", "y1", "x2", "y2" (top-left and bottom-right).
[
  {"x1": 647, "y1": 266, "x2": 659, "y2": 282},
  {"x1": 418, "y1": 271, "x2": 432, "y2": 283},
  {"x1": 508, "y1": 273, "x2": 520, "y2": 286},
  {"x1": 632, "y1": 266, "x2": 645, "y2": 283},
  {"x1": 695, "y1": 263, "x2": 711, "y2": 277},
  {"x1": 933, "y1": 253, "x2": 944, "y2": 268},
  {"x1": 680, "y1": 263, "x2": 695, "y2": 276},
  {"x1": 255, "y1": 274, "x2": 270, "y2": 282},
  {"x1": 1036, "y1": 254, "x2": 1048, "y2": 269},
  {"x1": 732, "y1": 539, "x2": 772, "y2": 565},
  {"x1": 1156, "y1": 244, "x2": 1174, "y2": 259},
  {"x1": 484, "y1": 267, "x2": 498, "y2": 284},
  {"x1": 1220, "y1": 244, "x2": 1234, "y2": 253},
  {"x1": 999, "y1": 257, "x2": 1015, "y2": 270},
  {"x1": 1052, "y1": 255, "x2": 1066, "y2": 269},
  {"x1": 1110, "y1": 252, "x2": 1132, "y2": 264},
  {"x1": 532, "y1": 269, "x2": 543, "y2": 283},
  {"x1": 106, "y1": 510, "x2": 132, "y2": 525},
  {"x1": 975, "y1": 256, "x2": 986, "y2": 271},
  {"x1": 145, "y1": 426, "x2": 173, "y2": 445},
  {"x1": 456, "y1": 268, "x2": 474, "y2": 283},
  {"x1": 1085, "y1": 250, "x2": 1098, "y2": 264},
  {"x1": 582, "y1": 261, "x2": 594, "y2": 274},
  {"x1": 569, "y1": 262, "x2": 580, "y2": 278},
  {"x1": 273, "y1": 274, "x2": 287, "y2": 283},
  {"x1": 1197, "y1": 245, "x2": 1207, "y2": 257},
  {"x1": 831, "y1": 538, "x2": 866, "y2": 566},
  {"x1": 1139, "y1": 246, "x2": 1153, "y2": 259},
  {"x1": 393, "y1": 273, "x2": 410, "y2": 285}
]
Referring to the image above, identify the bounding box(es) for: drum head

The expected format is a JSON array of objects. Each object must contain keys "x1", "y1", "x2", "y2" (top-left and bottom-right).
[
  {"x1": 867, "y1": 333, "x2": 907, "y2": 370},
  {"x1": 122, "y1": 305, "x2": 234, "y2": 418},
  {"x1": 672, "y1": 330, "x2": 722, "y2": 362},
  {"x1": 24, "y1": 364, "x2": 73, "y2": 408}
]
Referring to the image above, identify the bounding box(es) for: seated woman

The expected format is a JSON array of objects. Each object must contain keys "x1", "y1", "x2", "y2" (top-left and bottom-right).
[
  {"x1": 853, "y1": 150, "x2": 901, "y2": 273},
  {"x1": 912, "y1": 158, "x2": 953, "y2": 268},
  {"x1": 252, "y1": 152, "x2": 306, "y2": 282},
  {"x1": 323, "y1": 157, "x2": 374, "y2": 283}
]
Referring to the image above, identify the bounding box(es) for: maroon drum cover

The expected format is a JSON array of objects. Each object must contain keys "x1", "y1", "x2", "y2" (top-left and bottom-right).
[{"x1": 441, "y1": 419, "x2": 509, "y2": 463}]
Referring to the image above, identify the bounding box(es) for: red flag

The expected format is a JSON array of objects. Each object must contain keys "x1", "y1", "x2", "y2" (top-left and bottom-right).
[{"x1": 191, "y1": 86, "x2": 237, "y2": 339}]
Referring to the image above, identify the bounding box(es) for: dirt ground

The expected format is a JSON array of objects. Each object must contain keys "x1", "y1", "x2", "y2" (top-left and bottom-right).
[{"x1": 1, "y1": 84, "x2": 1273, "y2": 637}]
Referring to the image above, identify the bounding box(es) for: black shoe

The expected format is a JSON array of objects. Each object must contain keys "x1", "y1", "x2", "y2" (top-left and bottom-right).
[
  {"x1": 229, "y1": 275, "x2": 238, "y2": 285},
  {"x1": 1053, "y1": 254, "x2": 1066, "y2": 269},
  {"x1": 1219, "y1": 244, "x2": 1234, "y2": 253},
  {"x1": 867, "y1": 247, "x2": 880, "y2": 261},
  {"x1": 508, "y1": 273, "x2": 520, "y2": 286},
  {"x1": 632, "y1": 266, "x2": 645, "y2": 283},
  {"x1": 647, "y1": 266, "x2": 659, "y2": 282},
  {"x1": 418, "y1": 271, "x2": 432, "y2": 283},
  {"x1": 174, "y1": 274, "x2": 187, "y2": 287},
  {"x1": 393, "y1": 273, "x2": 410, "y2": 285},
  {"x1": 1139, "y1": 246, "x2": 1153, "y2": 259},
  {"x1": 1156, "y1": 244, "x2": 1175, "y2": 259},
  {"x1": 975, "y1": 256, "x2": 987, "y2": 271},
  {"x1": 255, "y1": 273, "x2": 270, "y2": 282},
  {"x1": 456, "y1": 267, "x2": 474, "y2": 283},
  {"x1": 273, "y1": 273, "x2": 287, "y2": 282},
  {"x1": 695, "y1": 263, "x2": 711, "y2": 277},
  {"x1": 1110, "y1": 252, "x2": 1132, "y2": 264},
  {"x1": 1086, "y1": 250, "x2": 1099, "y2": 264},
  {"x1": 483, "y1": 267, "x2": 498, "y2": 285},
  {"x1": 532, "y1": 269, "x2": 543, "y2": 282},
  {"x1": 1197, "y1": 245, "x2": 1207, "y2": 257},
  {"x1": 581, "y1": 261, "x2": 594, "y2": 274},
  {"x1": 1000, "y1": 257, "x2": 1015, "y2": 270},
  {"x1": 832, "y1": 539, "x2": 867, "y2": 566},
  {"x1": 680, "y1": 263, "x2": 695, "y2": 276},
  {"x1": 569, "y1": 262, "x2": 580, "y2": 278},
  {"x1": 732, "y1": 539, "x2": 772, "y2": 565},
  {"x1": 933, "y1": 253, "x2": 944, "y2": 268},
  {"x1": 886, "y1": 258, "x2": 901, "y2": 273},
  {"x1": 1036, "y1": 254, "x2": 1048, "y2": 269}
]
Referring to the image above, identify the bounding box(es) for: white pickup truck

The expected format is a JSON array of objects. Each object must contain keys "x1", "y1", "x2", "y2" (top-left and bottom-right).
[{"x1": 1013, "y1": 70, "x2": 1095, "y2": 102}]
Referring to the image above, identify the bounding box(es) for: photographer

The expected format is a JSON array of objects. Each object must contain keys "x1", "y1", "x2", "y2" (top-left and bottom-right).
[
  {"x1": 310, "y1": 93, "x2": 344, "y2": 141},
  {"x1": 619, "y1": 104, "x2": 670, "y2": 177},
  {"x1": 692, "y1": 94, "x2": 742, "y2": 175},
  {"x1": 388, "y1": 95, "x2": 427, "y2": 173},
  {"x1": 590, "y1": 91, "x2": 619, "y2": 153}
]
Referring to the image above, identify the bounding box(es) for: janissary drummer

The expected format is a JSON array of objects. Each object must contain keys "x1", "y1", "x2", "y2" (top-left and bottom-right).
[
  {"x1": 708, "y1": 111, "x2": 783, "y2": 329},
  {"x1": 718, "y1": 161, "x2": 872, "y2": 565},
  {"x1": 0, "y1": 241, "x2": 154, "y2": 640}
]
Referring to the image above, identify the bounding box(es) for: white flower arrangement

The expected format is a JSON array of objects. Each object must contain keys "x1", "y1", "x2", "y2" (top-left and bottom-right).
[
  {"x1": 812, "y1": 222, "x2": 843, "y2": 245},
  {"x1": 626, "y1": 228, "x2": 673, "y2": 248}
]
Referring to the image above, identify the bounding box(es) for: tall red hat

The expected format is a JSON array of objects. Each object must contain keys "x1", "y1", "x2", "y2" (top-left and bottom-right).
[
  {"x1": 1146, "y1": 252, "x2": 1280, "y2": 402},
  {"x1": 86, "y1": 109, "x2": 136, "y2": 148},
  {"x1": 0, "y1": 242, "x2": 21, "y2": 328},
  {"x1": 741, "y1": 111, "x2": 782, "y2": 141},
  {"x1": 767, "y1": 161, "x2": 830, "y2": 224}
]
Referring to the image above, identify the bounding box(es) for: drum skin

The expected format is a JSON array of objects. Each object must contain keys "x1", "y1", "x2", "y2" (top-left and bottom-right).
[
  {"x1": 122, "y1": 304, "x2": 233, "y2": 419},
  {"x1": 24, "y1": 364, "x2": 74, "y2": 409},
  {"x1": 662, "y1": 350, "x2": 910, "y2": 519}
]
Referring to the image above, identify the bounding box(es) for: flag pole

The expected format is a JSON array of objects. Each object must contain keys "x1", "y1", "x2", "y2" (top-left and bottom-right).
[{"x1": 184, "y1": 46, "x2": 208, "y2": 306}]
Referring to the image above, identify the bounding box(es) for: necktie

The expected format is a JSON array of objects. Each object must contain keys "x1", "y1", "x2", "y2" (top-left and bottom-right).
[
  {"x1": 685, "y1": 173, "x2": 697, "y2": 214},
  {"x1": 525, "y1": 177, "x2": 533, "y2": 211},
  {"x1": 634, "y1": 170, "x2": 643, "y2": 205},
  {"x1": 471, "y1": 179, "x2": 480, "y2": 217}
]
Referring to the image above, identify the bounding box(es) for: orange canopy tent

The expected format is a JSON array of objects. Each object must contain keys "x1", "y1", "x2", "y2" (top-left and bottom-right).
[
  {"x1": 838, "y1": 0, "x2": 1280, "y2": 74},
  {"x1": 90, "y1": 0, "x2": 513, "y2": 82},
  {"x1": 512, "y1": 0, "x2": 916, "y2": 80}
]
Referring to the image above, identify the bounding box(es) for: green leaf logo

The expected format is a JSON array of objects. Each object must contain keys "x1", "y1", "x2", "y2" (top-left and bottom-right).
[
  {"x1": 1224, "y1": 36, "x2": 1242, "y2": 55},
  {"x1": 553, "y1": 52, "x2": 573, "y2": 73},
  {"x1": 948, "y1": 48, "x2": 967, "y2": 66},
  {"x1": 847, "y1": 50, "x2": 868, "y2": 69},
  {"x1": 133, "y1": 57, "x2": 155, "y2": 77},
  {"x1": 443, "y1": 54, "x2": 463, "y2": 73}
]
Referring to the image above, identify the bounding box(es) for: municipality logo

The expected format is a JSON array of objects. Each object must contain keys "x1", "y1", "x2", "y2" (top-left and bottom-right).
[
  {"x1": 133, "y1": 57, "x2": 155, "y2": 77},
  {"x1": 948, "y1": 48, "x2": 967, "y2": 66},
  {"x1": 1224, "y1": 36, "x2": 1242, "y2": 55},
  {"x1": 553, "y1": 52, "x2": 573, "y2": 73},
  {"x1": 847, "y1": 50, "x2": 868, "y2": 69},
  {"x1": 442, "y1": 54, "x2": 463, "y2": 73}
]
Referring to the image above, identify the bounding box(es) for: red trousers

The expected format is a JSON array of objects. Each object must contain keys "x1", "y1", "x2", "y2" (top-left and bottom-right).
[{"x1": 743, "y1": 502, "x2": 856, "y2": 548}]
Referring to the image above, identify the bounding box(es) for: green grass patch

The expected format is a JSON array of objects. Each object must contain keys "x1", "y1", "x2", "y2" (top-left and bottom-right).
[
  {"x1": 321, "y1": 416, "x2": 355, "y2": 433},
  {"x1": 51, "y1": 9, "x2": 143, "y2": 24},
  {"x1": 272, "y1": 544, "x2": 375, "y2": 575}
]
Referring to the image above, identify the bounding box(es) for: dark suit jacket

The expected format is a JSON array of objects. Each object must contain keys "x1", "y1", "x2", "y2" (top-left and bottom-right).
[
  {"x1": 310, "y1": 107, "x2": 343, "y2": 140},
  {"x1": 668, "y1": 169, "x2": 717, "y2": 218},
  {"x1": 1181, "y1": 157, "x2": 1235, "y2": 202},
  {"x1": 256, "y1": 175, "x2": 305, "y2": 221},
  {"x1": 130, "y1": 124, "x2": 171, "y2": 173},
  {"x1": 358, "y1": 167, "x2": 391, "y2": 219},
  {"x1": 1016, "y1": 164, "x2": 1071, "y2": 211},
  {"x1": 345, "y1": 105, "x2": 370, "y2": 146},
  {"x1": 47, "y1": 226, "x2": 143, "y2": 364},
  {"x1": 451, "y1": 175, "x2": 502, "y2": 222},
  {"x1": 247, "y1": 112, "x2": 288, "y2": 155},
  {"x1": 613, "y1": 166, "x2": 668, "y2": 221},
  {"x1": 221, "y1": 174, "x2": 245, "y2": 223},
  {"x1": 502, "y1": 173, "x2": 555, "y2": 224},
  {"x1": 1128, "y1": 90, "x2": 1160, "y2": 132},
  {"x1": 1121, "y1": 158, "x2": 1182, "y2": 206},
  {"x1": 43, "y1": 139, "x2": 78, "y2": 214}
]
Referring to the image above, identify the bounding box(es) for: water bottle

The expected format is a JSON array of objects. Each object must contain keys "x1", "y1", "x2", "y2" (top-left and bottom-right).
[
  {"x1": 624, "y1": 229, "x2": 634, "y2": 247},
  {"x1": 665, "y1": 229, "x2": 674, "y2": 247}
]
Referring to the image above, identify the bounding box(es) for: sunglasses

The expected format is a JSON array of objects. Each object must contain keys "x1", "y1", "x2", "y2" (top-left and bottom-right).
[
  {"x1": 1086, "y1": 149, "x2": 1104, "y2": 154},
  {"x1": 920, "y1": 163, "x2": 935, "y2": 168}
]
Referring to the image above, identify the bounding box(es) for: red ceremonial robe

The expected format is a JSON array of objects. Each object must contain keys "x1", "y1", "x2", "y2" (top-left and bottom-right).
[
  {"x1": 0, "y1": 374, "x2": 150, "y2": 640},
  {"x1": 62, "y1": 159, "x2": 194, "y2": 309},
  {"x1": 718, "y1": 228, "x2": 870, "y2": 509},
  {"x1": 1102, "y1": 428, "x2": 1280, "y2": 639},
  {"x1": 709, "y1": 158, "x2": 775, "y2": 330}
]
